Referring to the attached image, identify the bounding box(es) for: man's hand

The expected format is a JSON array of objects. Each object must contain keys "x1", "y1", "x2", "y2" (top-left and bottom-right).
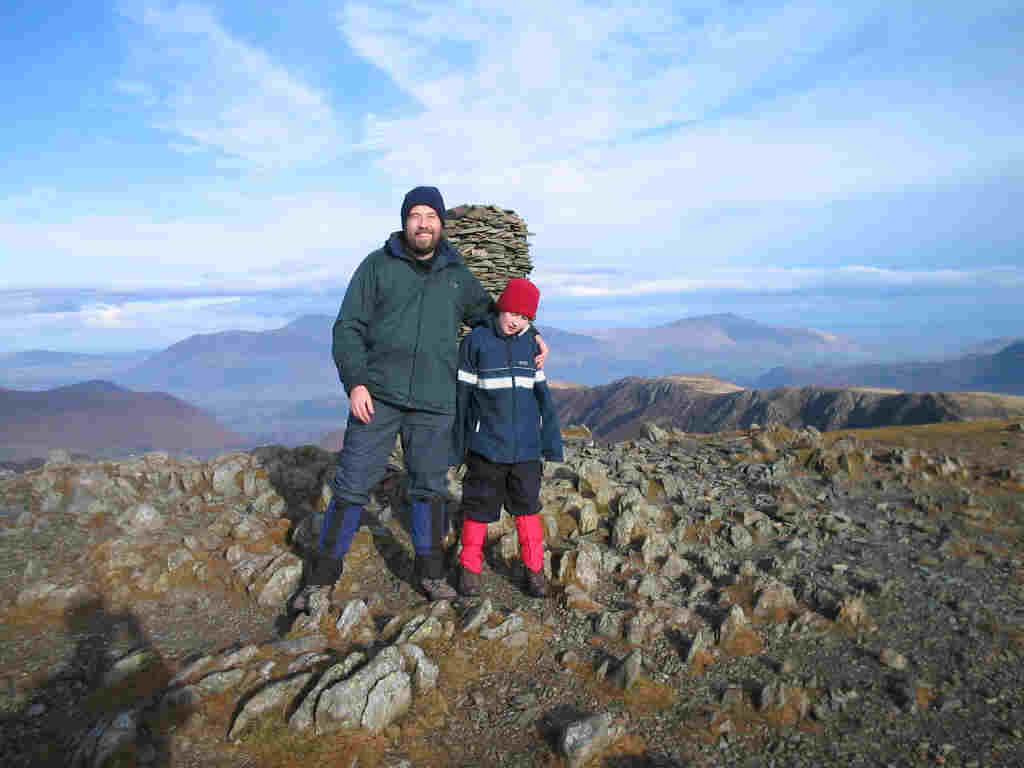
[
  {"x1": 349, "y1": 385, "x2": 375, "y2": 424},
  {"x1": 535, "y1": 334, "x2": 549, "y2": 368}
]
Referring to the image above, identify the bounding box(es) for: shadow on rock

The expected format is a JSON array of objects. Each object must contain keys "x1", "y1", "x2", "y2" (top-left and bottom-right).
[{"x1": 1, "y1": 596, "x2": 194, "y2": 767}]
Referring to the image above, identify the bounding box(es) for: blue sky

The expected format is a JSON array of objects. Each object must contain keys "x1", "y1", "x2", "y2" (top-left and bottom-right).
[{"x1": 1, "y1": 0, "x2": 1021, "y2": 358}]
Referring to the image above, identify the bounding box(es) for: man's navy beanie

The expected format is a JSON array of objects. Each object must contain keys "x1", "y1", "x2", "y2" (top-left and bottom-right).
[{"x1": 401, "y1": 186, "x2": 447, "y2": 228}]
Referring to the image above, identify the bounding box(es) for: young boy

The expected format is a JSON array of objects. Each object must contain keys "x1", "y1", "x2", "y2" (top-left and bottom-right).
[{"x1": 452, "y1": 278, "x2": 564, "y2": 598}]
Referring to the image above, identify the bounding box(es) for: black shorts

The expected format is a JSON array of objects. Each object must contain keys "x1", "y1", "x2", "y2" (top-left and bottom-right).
[{"x1": 460, "y1": 452, "x2": 542, "y2": 523}]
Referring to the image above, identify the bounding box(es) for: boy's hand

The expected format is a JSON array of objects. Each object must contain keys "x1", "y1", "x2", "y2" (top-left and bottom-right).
[
  {"x1": 534, "y1": 334, "x2": 548, "y2": 368},
  {"x1": 349, "y1": 385, "x2": 375, "y2": 423}
]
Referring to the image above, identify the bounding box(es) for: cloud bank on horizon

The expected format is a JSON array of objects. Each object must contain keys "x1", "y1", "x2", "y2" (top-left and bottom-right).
[{"x1": 1, "y1": 0, "x2": 1021, "y2": 356}]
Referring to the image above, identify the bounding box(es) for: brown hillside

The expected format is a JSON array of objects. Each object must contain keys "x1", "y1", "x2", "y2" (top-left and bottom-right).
[
  {"x1": 0, "y1": 381, "x2": 246, "y2": 461},
  {"x1": 552, "y1": 376, "x2": 1024, "y2": 443}
]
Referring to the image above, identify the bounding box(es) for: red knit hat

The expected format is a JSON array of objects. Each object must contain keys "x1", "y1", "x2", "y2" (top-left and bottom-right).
[{"x1": 497, "y1": 278, "x2": 540, "y2": 320}]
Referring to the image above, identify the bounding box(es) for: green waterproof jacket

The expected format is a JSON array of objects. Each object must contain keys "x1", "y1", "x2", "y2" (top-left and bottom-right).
[{"x1": 332, "y1": 232, "x2": 494, "y2": 414}]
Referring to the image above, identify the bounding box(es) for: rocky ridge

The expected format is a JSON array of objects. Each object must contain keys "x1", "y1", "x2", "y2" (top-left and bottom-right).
[
  {"x1": 0, "y1": 421, "x2": 1023, "y2": 766},
  {"x1": 552, "y1": 377, "x2": 1024, "y2": 443}
]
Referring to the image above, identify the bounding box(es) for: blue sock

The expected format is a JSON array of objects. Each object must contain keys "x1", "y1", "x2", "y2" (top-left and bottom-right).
[
  {"x1": 333, "y1": 504, "x2": 364, "y2": 560},
  {"x1": 319, "y1": 499, "x2": 363, "y2": 560},
  {"x1": 411, "y1": 499, "x2": 432, "y2": 556},
  {"x1": 318, "y1": 497, "x2": 337, "y2": 553}
]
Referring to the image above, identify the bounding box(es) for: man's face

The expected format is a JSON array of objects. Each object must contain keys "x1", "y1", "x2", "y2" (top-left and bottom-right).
[
  {"x1": 404, "y1": 204, "x2": 442, "y2": 257},
  {"x1": 498, "y1": 311, "x2": 530, "y2": 336}
]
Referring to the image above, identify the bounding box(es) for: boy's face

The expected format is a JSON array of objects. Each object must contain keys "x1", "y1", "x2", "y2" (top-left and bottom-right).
[{"x1": 498, "y1": 311, "x2": 530, "y2": 336}]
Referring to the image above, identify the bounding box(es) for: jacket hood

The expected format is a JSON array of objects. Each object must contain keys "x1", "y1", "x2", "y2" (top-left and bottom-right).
[{"x1": 386, "y1": 231, "x2": 461, "y2": 271}]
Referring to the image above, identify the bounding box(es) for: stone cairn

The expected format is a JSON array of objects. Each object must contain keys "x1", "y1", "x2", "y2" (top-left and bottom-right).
[{"x1": 444, "y1": 204, "x2": 533, "y2": 336}]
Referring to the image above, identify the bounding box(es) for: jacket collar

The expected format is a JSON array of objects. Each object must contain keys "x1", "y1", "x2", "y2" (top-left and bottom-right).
[
  {"x1": 386, "y1": 231, "x2": 460, "y2": 271},
  {"x1": 487, "y1": 314, "x2": 532, "y2": 338}
]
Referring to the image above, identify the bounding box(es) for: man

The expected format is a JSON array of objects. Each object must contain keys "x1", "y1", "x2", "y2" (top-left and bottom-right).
[{"x1": 312, "y1": 186, "x2": 548, "y2": 600}]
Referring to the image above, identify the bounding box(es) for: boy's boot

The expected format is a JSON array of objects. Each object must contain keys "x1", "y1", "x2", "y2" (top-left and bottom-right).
[
  {"x1": 515, "y1": 514, "x2": 549, "y2": 598},
  {"x1": 458, "y1": 518, "x2": 488, "y2": 597},
  {"x1": 524, "y1": 566, "x2": 550, "y2": 598},
  {"x1": 459, "y1": 566, "x2": 481, "y2": 597},
  {"x1": 412, "y1": 498, "x2": 457, "y2": 601}
]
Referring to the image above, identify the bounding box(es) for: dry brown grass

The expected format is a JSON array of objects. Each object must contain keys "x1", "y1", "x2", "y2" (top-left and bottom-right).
[
  {"x1": 824, "y1": 418, "x2": 1021, "y2": 454},
  {"x1": 680, "y1": 519, "x2": 725, "y2": 545},
  {"x1": 658, "y1": 375, "x2": 745, "y2": 394},
  {"x1": 718, "y1": 625, "x2": 764, "y2": 657},
  {"x1": 915, "y1": 684, "x2": 937, "y2": 710},
  {"x1": 682, "y1": 687, "x2": 823, "y2": 751},
  {"x1": 223, "y1": 718, "x2": 394, "y2": 768}
]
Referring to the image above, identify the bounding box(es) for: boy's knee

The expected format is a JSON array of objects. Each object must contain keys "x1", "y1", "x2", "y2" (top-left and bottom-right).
[{"x1": 463, "y1": 503, "x2": 500, "y2": 525}]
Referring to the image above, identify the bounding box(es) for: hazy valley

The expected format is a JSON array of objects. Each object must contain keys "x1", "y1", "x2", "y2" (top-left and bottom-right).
[{"x1": 2, "y1": 313, "x2": 1023, "y2": 463}]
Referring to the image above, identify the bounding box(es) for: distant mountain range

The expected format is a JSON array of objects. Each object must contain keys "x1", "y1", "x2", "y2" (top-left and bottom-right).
[
  {"x1": 1, "y1": 314, "x2": 1021, "y2": 450},
  {"x1": 6, "y1": 373, "x2": 1022, "y2": 463},
  {"x1": 756, "y1": 341, "x2": 1024, "y2": 395},
  {"x1": 538, "y1": 313, "x2": 868, "y2": 385},
  {"x1": 0, "y1": 349, "x2": 151, "y2": 390},
  {"x1": 116, "y1": 314, "x2": 338, "y2": 403},
  {"x1": 0, "y1": 381, "x2": 245, "y2": 462}
]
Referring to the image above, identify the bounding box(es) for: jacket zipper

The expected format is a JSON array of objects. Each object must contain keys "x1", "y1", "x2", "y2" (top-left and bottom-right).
[
  {"x1": 408, "y1": 267, "x2": 428, "y2": 403},
  {"x1": 506, "y1": 332, "x2": 519, "y2": 462}
]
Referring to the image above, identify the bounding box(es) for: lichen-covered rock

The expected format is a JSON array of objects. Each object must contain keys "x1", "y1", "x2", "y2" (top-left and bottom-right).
[
  {"x1": 753, "y1": 582, "x2": 798, "y2": 619},
  {"x1": 596, "y1": 611, "x2": 625, "y2": 639},
  {"x1": 116, "y1": 502, "x2": 165, "y2": 533},
  {"x1": 576, "y1": 459, "x2": 612, "y2": 506},
  {"x1": 361, "y1": 668, "x2": 413, "y2": 731},
  {"x1": 315, "y1": 646, "x2": 406, "y2": 734},
  {"x1": 289, "y1": 655, "x2": 366, "y2": 731},
  {"x1": 197, "y1": 668, "x2": 246, "y2": 693},
  {"x1": 256, "y1": 555, "x2": 302, "y2": 607},
  {"x1": 607, "y1": 649, "x2": 644, "y2": 690},
  {"x1": 560, "y1": 712, "x2": 626, "y2": 768},
  {"x1": 729, "y1": 523, "x2": 754, "y2": 549},
  {"x1": 399, "y1": 643, "x2": 439, "y2": 693},
  {"x1": 16, "y1": 582, "x2": 96, "y2": 613},
  {"x1": 228, "y1": 672, "x2": 313, "y2": 741},
  {"x1": 211, "y1": 454, "x2": 249, "y2": 497},
  {"x1": 460, "y1": 599, "x2": 493, "y2": 633},
  {"x1": 480, "y1": 613, "x2": 524, "y2": 641},
  {"x1": 641, "y1": 530, "x2": 670, "y2": 564},
  {"x1": 574, "y1": 541, "x2": 602, "y2": 591},
  {"x1": 685, "y1": 628, "x2": 712, "y2": 665}
]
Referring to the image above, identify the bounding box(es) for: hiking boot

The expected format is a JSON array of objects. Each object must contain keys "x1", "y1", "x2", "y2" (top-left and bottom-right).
[
  {"x1": 459, "y1": 566, "x2": 482, "y2": 597},
  {"x1": 420, "y1": 577, "x2": 458, "y2": 602},
  {"x1": 524, "y1": 567, "x2": 549, "y2": 598}
]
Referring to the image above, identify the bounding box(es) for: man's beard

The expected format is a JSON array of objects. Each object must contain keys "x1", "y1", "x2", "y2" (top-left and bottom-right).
[{"x1": 406, "y1": 230, "x2": 440, "y2": 256}]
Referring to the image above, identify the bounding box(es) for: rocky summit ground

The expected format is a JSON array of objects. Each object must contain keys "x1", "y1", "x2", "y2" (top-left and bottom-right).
[{"x1": 0, "y1": 419, "x2": 1023, "y2": 767}]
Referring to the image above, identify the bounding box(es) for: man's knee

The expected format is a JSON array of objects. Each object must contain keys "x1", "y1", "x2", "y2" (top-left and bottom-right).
[{"x1": 332, "y1": 420, "x2": 398, "y2": 501}]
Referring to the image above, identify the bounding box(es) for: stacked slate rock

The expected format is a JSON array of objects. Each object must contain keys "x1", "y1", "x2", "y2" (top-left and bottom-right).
[{"x1": 445, "y1": 204, "x2": 533, "y2": 336}]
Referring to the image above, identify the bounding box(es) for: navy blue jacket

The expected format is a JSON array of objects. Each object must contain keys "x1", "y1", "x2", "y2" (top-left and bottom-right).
[{"x1": 452, "y1": 316, "x2": 564, "y2": 465}]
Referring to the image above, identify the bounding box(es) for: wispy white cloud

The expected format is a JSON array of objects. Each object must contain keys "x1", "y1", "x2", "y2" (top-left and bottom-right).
[
  {"x1": 2, "y1": 187, "x2": 59, "y2": 213},
  {"x1": 78, "y1": 296, "x2": 243, "y2": 329},
  {"x1": 120, "y1": 2, "x2": 342, "y2": 169},
  {"x1": 2, "y1": 258, "x2": 1020, "y2": 354},
  {"x1": 3, "y1": 1, "x2": 1020, "y2": 355},
  {"x1": 0, "y1": 181, "x2": 393, "y2": 288},
  {"x1": 0, "y1": 293, "x2": 289, "y2": 352},
  {"x1": 338, "y1": 0, "x2": 1021, "y2": 262},
  {"x1": 113, "y1": 78, "x2": 158, "y2": 106}
]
